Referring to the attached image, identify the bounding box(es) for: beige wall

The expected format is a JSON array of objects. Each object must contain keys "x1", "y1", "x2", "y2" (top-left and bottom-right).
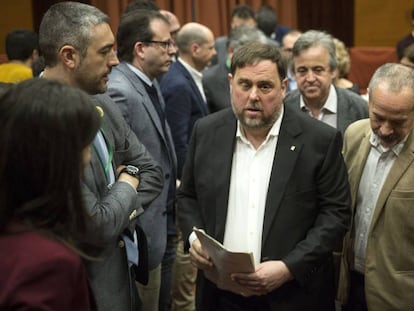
[
  {"x1": 0, "y1": 0, "x2": 33, "y2": 54},
  {"x1": 354, "y1": 0, "x2": 414, "y2": 46}
]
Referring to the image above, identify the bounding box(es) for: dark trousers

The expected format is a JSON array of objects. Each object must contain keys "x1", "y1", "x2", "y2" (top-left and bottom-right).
[
  {"x1": 159, "y1": 234, "x2": 177, "y2": 311},
  {"x1": 216, "y1": 290, "x2": 270, "y2": 311},
  {"x1": 131, "y1": 266, "x2": 142, "y2": 310},
  {"x1": 344, "y1": 271, "x2": 367, "y2": 311}
]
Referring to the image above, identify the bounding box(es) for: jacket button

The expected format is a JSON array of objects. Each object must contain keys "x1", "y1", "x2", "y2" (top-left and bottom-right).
[{"x1": 118, "y1": 240, "x2": 125, "y2": 248}]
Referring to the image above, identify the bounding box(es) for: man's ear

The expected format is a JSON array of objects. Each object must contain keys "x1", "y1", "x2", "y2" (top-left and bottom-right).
[
  {"x1": 134, "y1": 41, "x2": 145, "y2": 59},
  {"x1": 59, "y1": 45, "x2": 78, "y2": 69},
  {"x1": 191, "y1": 42, "x2": 200, "y2": 55}
]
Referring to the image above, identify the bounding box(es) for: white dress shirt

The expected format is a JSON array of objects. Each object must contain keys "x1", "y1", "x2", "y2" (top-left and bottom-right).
[
  {"x1": 178, "y1": 57, "x2": 207, "y2": 103},
  {"x1": 223, "y1": 107, "x2": 284, "y2": 265}
]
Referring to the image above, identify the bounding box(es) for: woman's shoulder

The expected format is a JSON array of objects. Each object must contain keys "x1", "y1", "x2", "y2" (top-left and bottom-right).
[{"x1": 0, "y1": 229, "x2": 81, "y2": 267}]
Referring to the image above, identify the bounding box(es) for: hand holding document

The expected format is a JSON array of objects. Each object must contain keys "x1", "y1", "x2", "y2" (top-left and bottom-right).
[{"x1": 193, "y1": 227, "x2": 256, "y2": 296}]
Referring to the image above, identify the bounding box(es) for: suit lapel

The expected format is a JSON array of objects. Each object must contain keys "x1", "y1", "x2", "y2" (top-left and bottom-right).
[
  {"x1": 87, "y1": 99, "x2": 115, "y2": 193},
  {"x1": 119, "y1": 63, "x2": 166, "y2": 141},
  {"x1": 371, "y1": 133, "x2": 414, "y2": 229},
  {"x1": 262, "y1": 108, "x2": 303, "y2": 244},
  {"x1": 212, "y1": 112, "x2": 237, "y2": 241},
  {"x1": 346, "y1": 126, "x2": 371, "y2": 234},
  {"x1": 176, "y1": 61, "x2": 209, "y2": 115},
  {"x1": 336, "y1": 88, "x2": 353, "y2": 134}
]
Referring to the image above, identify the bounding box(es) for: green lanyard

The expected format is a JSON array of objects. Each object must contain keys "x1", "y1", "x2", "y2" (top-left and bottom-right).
[{"x1": 93, "y1": 129, "x2": 114, "y2": 182}]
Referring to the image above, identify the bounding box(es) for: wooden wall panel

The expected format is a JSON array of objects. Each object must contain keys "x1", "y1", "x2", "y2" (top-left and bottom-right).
[
  {"x1": 0, "y1": 0, "x2": 33, "y2": 54},
  {"x1": 354, "y1": 0, "x2": 414, "y2": 46}
]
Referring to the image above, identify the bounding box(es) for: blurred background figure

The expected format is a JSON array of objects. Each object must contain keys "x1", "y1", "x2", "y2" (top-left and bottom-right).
[
  {"x1": 396, "y1": 8, "x2": 414, "y2": 60},
  {"x1": 203, "y1": 25, "x2": 268, "y2": 113},
  {"x1": 256, "y1": 5, "x2": 291, "y2": 45},
  {"x1": 281, "y1": 30, "x2": 302, "y2": 92},
  {"x1": 400, "y1": 42, "x2": 414, "y2": 68},
  {"x1": 212, "y1": 4, "x2": 256, "y2": 66},
  {"x1": 333, "y1": 37, "x2": 360, "y2": 94},
  {"x1": 125, "y1": 0, "x2": 160, "y2": 13},
  {"x1": 160, "y1": 10, "x2": 181, "y2": 46},
  {"x1": 0, "y1": 29, "x2": 38, "y2": 83},
  {"x1": 0, "y1": 78, "x2": 101, "y2": 311}
]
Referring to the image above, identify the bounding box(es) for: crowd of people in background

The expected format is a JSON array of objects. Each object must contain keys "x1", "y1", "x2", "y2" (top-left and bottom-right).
[{"x1": 1, "y1": 1, "x2": 414, "y2": 311}]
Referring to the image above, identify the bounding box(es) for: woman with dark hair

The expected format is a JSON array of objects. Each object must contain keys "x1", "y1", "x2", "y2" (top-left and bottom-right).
[{"x1": 0, "y1": 78, "x2": 101, "y2": 310}]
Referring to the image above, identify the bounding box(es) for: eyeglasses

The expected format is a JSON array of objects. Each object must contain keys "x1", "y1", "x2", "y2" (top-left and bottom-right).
[{"x1": 143, "y1": 40, "x2": 175, "y2": 50}]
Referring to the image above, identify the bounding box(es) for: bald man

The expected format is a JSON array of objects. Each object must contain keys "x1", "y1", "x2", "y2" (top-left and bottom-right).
[
  {"x1": 160, "y1": 10, "x2": 181, "y2": 44},
  {"x1": 160, "y1": 22, "x2": 216, "y2": 311}
]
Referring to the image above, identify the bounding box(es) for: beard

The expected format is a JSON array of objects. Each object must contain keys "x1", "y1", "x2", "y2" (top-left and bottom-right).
[{"x1": 232, "y1": 100, "x2": 281, "y2": 130}]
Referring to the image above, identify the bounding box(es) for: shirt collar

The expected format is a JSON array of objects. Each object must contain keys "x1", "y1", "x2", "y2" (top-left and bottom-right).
[
  {"x1": 369, "y1": 131, "x2": 408, "y2": 156},
  {"x1": 236, "y1": 105, "x2": 284, "y2": 146},
  {"x1": 126, "y1": 63, "x2": 154, "y2": 87},
  {"x1": 178, "y1": 57, "x2": 203, "y2": 82},
  {"x1": 300, "y1": 84, "x2": 337, "y2": 113}
]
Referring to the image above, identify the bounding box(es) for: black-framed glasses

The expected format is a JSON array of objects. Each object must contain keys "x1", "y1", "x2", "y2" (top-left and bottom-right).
[{"x1": 143, "y1": 40, "x2": 174, "y2": 50}]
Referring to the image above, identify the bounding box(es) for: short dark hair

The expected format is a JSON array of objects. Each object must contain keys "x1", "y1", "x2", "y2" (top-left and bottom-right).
[
  {"x1": 0, "y1": 78, "x2": 101, "y2": 254},
  {"x1": 256, "y1": 6, "x2": 277, "y2": 37},
  {"x1": 117, "y1": 9, "x2": 169, "y2": 62},
  {"x1": 5, "y1": 29, "x2": 38, "y2": 61},
  {"x1": 124, "y1": 0, "x2": 160, "y2": 13},
  {"x1": 232, "y1": 5, "x2": 255, "y2": 20},
  {"x1": 230, "y1": 42, "x2": 286, "y2": 82}
]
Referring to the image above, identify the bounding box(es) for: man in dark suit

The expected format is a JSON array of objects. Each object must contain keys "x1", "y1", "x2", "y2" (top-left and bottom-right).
[
  {"x1": 284, "y1": 30, "x2": 368, "y2": 135},
  {"x1": 107, "y1": 9, "x2": 177, "y2": 311},
  {"x1": 159, "y1": 22, "x2": 216, "y2": 311},
  {"x1": 160, "y1": 22, "x2": 216, "y2": 177},
  {"x1": 177, "y1": 42, "x2": 351, "y2": 311},
  {"x1": 203, "y1": 25, "x2": 267, "y2": 113},
  {"x1": 39, "y1": 2, "x2": 164, "y2": 311}
]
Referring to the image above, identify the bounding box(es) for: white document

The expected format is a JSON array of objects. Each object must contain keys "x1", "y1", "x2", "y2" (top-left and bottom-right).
[{"x1": 193, "y1": 227, "x2": 256, "y2": 295}]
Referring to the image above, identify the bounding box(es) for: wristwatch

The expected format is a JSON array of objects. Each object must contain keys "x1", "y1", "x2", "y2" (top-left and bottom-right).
[{"x1": 119, "y1": 165, "x2": 140, "y2": 178}]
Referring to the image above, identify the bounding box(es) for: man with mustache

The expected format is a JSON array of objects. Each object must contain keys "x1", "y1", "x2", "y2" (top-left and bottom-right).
[
  {"x1": 108, "y1": 9, "x2": 178, "y2": 311},
  {"x1": 284, "y1": 30, "x2": 368, "y2": 136},
  {"x1": 39, "y1": 2, "x2": 164, "y2": 311},
  {"x1": 337, "y1": 63, "x2": 414, "y2": 311},
  {"x1": 177, "y1": 42, "x2": 351, "y2": 311}
]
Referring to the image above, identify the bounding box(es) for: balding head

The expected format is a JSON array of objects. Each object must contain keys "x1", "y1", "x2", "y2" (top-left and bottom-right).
[
  {"x1": 176, "y1": 22, "x2": 216, "y2": 71},
  {"x1": 160, "y1": 10, "x2": 180, "y2": 42},
  {"x1": 176, "y1": 23, "x2": 213, "y2": 53}
]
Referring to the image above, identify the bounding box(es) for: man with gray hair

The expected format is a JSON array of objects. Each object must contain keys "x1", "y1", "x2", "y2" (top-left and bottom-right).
[
  {"x1": 337, "y1": 63, "x2": 414, "y2": 311},
  {"x1": 203, "y1": 25, "x2": 268, "y2": 113},
  {"x1": 284, "y1": 30, "x2": 368, "y2": 135},
  {"x1": 39, "y1": 2, "x2": 164, "y2": 311}
]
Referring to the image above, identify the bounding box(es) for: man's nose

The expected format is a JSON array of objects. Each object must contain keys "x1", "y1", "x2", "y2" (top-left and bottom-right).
[
  {"x1": 249, "y1": 86, "x2": 259, "y2": 100},
  {"x1": 379, "y1": 122, "x2": 394, "y2": 136},
  {"x1": 109, "y1": 49, "x2": 119, "y2": 67}
]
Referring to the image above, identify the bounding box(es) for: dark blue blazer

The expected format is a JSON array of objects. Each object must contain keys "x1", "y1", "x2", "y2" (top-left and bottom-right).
[{"x1": 160, "y1": 60, "x2": 209, "y2": 178}]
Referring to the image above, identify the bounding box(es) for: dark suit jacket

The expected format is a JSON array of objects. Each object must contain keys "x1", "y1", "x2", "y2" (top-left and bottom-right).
[
  {"x1": 177, "y1": 106, "x2": 351, "y2": 311},
  {"x1": 284, "y1": 86, "x2": 368, "y2": 135},
  {"x1": 108, "y1": 62, "x2": 177, "y2": 270},
  {"x1": 202, "y1": 61, "x2": 231, "y2": 113},
  {"x1": 160, "y1": 60, "x2": 209, "y2": 178},
  {"x1": 83, "y1": 94, "x2": 163, "y2": 311}
]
